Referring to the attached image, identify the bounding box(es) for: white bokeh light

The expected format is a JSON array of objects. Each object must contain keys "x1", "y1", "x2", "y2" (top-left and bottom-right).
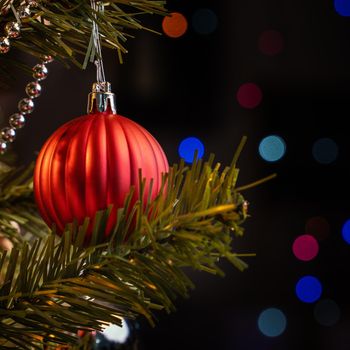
[{"x1": 101, "y1": 320, "x2": 130, "y2": 343}]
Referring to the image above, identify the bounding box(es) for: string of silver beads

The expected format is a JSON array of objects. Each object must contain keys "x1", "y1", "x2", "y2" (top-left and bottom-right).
[
  {"x1": 0, "y1": 1, "x2": 38, "y2": 55},
  {"x1": 0, "y1": 55, "x2": 53, "y2": 154}
]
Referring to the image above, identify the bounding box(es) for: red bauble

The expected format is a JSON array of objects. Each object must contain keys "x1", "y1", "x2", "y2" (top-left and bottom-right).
[{"x1": 34, "y1": 112, "x2": 169, "y2": 239}]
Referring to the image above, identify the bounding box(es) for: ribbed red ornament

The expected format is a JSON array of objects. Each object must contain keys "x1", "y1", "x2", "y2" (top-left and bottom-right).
[{"x1": 33, "y1": 112, "x2": 169, "y2": 240}]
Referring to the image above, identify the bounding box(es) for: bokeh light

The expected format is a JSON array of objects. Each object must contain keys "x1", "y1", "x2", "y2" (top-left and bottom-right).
[
  {"x1": 341, "y1": 219, "x2": 350, "y2": 244},
  {"x1": 236, "y1": 82, "x2": 263, "y2": 109},
  {"x1": 162, "y1": 12, "x2": 188, "y2": 38},
  {"x1": 312, "y1": 138, "x2": 338, "y2": 164},
  {"x1": 178, "y1": 137, "x2": 205, "y2": 163},
  {"x1": 334, "y1": 0, "x2": 350, "y2": 16},
  {"x1": 258, "y1": 135, "x2": 286, "y2": 162},
  {"x1": 258, "y1": 308, "x2": 287, "y2": 337},
  {"x1": 305, "y1": 216, "x2": 330, "y2": 241},
  {"x1": 101, "y1": 321, "x2": 130, "y2": 343},
  {"x1": 314, "y1": 299, "x2": 341, "y2": 326},
  {"x1": 258, "y1": 30, "x2": 284, "y2": 56},
  {"x1": 296, "y1": 276, "x2": 322, "y2": 303},
  {"x1": 192, "y1": 8, "x2": 218, "y2": 35},
  {"x1": 292, "y1": 234, "x2": 319, "y2": 262}
]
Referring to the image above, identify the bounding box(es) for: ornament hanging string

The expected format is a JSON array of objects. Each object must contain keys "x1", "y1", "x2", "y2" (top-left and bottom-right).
[
  {"x1": 87, "y1": 1, "x2": 117, "y2": 114},
  {"x1": 90, "y1": 0, "x2": 106, "y2": 87}
]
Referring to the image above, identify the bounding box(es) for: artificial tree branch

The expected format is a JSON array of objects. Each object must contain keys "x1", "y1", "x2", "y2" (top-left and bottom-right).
[
  {"x1": 0, "y1": 138, "x2": 256, "y2": 349},
  {"x1": 0, "y1": 161, "x2": 49, "y2": 248},
  {"x1": 0, "y1": 0, "x2": 168, "y2": 83}
]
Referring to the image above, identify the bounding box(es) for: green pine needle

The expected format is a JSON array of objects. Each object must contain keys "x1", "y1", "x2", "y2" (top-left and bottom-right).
[
  {"x1": 0, "y1": 0, "x2": 168, "y2": 81},
  {"x1": 0, "y1": 137, "x2": 265, "y2": 349}
]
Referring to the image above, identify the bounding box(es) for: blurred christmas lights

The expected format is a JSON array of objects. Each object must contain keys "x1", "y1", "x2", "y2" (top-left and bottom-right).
[
  {"x1": 178, "y1": 137, "x2": 205, "y2": 163},
  {"x1": 314, "y1": 299, "x2": 341, "y2": 327},
  {"x1": 312, "y1": 138, "x2": 338, "y2": 164},
  {"x1": 192, "y1": 8, "x2": 218, "y2": 35},
  {"x1": 334, "y1": 0, "x2": 350, "y2": 16},
  {"x1": 162, "y1": 12, "x2": 188, "y2": 38},
  {"x1": 305, "y1": 216, "x2": 330, "y2": 241},
  {"x1": 258, "y1": 135, "x2": 286, "y2": 162},
  {"x1": 292, "y1": 234, "x2": 319, "y2": 262},
  {"x1": 258, "y1": 308, "x2": 287, "y2": 337},
  {"x1": 258, "y1": 30, "x2": 284, "y2": 56},
  {"x1": 236, "y1": 82, "x2": 263, "y2": 109},
  {"x1": 296, "y1": 276, "x2": 322, "y2": 303},
  {"x1": 341, "y1": 219, "x2": 350, "y2": 244}
]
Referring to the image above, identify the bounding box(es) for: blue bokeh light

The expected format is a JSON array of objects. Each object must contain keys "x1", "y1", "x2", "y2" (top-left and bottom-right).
[
  {"x1": 296, "y1": 276, "x2": 322, "y2": 303},
  {"x1": 192, "y1": 8, "x2": 218, "y2": 35},
  {"x1": 178, "y1": 137, "x2": 205, "y2": 163},
  {"x1": 312, "y1": 138, "x2": 338, "y2": 164},
  {"x1": 334, "y1": 0, "x2": 350, "y2": 16},
  {"x1": 341, "y1": 219, "x2": 350, "y2": 244},
  {"x1": 258, "y1": 135, "x2": 286, "y2": 162},
  {"x1": 258, "y1": 308, "x2": 287, "y2": 337}
]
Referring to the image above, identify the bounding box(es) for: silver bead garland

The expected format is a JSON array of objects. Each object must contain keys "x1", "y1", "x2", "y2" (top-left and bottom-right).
[
  {"x1": 0, "y1": 37, "x2": 10, "y2": 54},
  {"x1": 25, "y1": 81, "x2": 42, "y2": 98},
  {"x1": 0, "y1": 2, "x2": 52, "y2": 155},
  {"x1": 0, "y1": 0, "x2": 38, "y2": 56},
  {"x1": 9, "y1": 113, "x2": 26, "y2": 129},
  {"x1": 5, "y1": 22, "x2": 21, "y2": 39},
  {"x1": 0, "y1": 55, "x2": 53, "y2": 154},
  {"x1": 33, "y1": 64, "x2": 48, "y2": 81},
  {"x1": 18, "y1": 98, "x2": 35, "y2": 114},
  {"x1": 1, "y1": 127, "x2": 16, "y2": 143}
]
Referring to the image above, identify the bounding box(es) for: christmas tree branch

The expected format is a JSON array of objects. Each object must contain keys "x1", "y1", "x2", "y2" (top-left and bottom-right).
[
  {"x1": 0, "y1": 0, "x2": 168, "y2": 82},
  {"x1": 0, "y1": 140, "x2": 254, "y2": 349},
  {"x1": 0, "y1": 160, "x2": 49, "y2": 248}
]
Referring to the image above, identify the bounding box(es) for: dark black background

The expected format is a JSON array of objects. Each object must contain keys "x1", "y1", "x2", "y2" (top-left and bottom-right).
[{"x1": 2, "y1": 0, "x2": 350, "y2": 349}]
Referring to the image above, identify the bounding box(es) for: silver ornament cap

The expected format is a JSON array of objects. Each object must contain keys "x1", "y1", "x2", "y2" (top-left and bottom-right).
[
  {"x1": 0, "y1": 37, "x2": 10, "y2": 54},
  {"x1": 87, "y1": 82, "x2": 117, "y2": 114}
]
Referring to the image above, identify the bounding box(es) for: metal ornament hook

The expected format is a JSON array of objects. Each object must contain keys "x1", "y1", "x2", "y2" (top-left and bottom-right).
[{"x1": 87, "y1": 1, "x2": 117, "y2": 114}]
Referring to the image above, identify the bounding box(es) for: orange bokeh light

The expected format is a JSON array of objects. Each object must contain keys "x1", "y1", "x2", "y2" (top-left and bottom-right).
[{"x1": 162, "y1": 12, "x2": 188, "y2": 38}]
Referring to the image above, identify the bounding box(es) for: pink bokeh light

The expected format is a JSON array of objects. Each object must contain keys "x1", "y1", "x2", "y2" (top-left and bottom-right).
[
  {"x1": 258, "y1": 30, "x2": 284, "y2": 56},
  {"x1": 236, "y1": 83, "x2": 263, "y2": 109},
  {"x1": 305, "y1": 216, "x2": 330, "y2": 241},
  {"x1": 292, "y1": 234, "x2": 319, "y2": 262}
]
